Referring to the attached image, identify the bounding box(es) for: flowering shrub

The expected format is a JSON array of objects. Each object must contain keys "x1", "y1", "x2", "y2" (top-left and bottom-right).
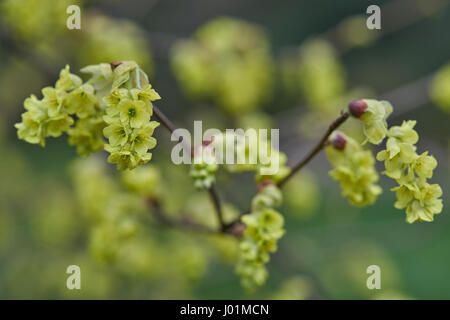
[{"x1": 15, "y1": 57, "x2": 444, "y2": 291}]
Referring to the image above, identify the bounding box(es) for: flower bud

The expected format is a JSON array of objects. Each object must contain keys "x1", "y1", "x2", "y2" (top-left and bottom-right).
[
  {"x1": 257, "y1": 180, "x2": 275, "y2": 193},
  {"x1": 332, "y1": 133, "x2": 347, "y2": 150},
  {"x1": 110, "y1": 61, "x2": 123, "y2": 70},
  {"x1": 348, "y1": 99, "x2": 368, "y2": 118}
]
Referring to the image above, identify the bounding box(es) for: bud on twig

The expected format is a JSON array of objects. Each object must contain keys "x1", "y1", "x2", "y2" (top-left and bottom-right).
[
  {"x1": 332, "y1": 133, "x2": 347, "y2": 150},
  {"x1": 257, "y1": 180, "x2": 275, "y2": 193},
  {"x1": 348, "y1": 100, "x2": 368, "y2": 118},
  {"x1": 110, "y1": 61, "x2": 123, "y2": 70}
]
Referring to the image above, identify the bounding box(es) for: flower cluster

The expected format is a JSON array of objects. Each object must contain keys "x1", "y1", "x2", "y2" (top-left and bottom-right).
[
  {"x1": 352, "y1": 99, "x2": 393, "y2": 145},
  {"x1": 102, "y1": 61, "x2": 161, "y2": 170},
  {"x1": 255, "y1": 148, "x2": 291, "y2": 184},
  {"x1": 171, "y1": 17, "x2": 274, "y2": 115},
  {"x1": 349, "y1": 99, "x2": 443, "y2": 223},
  {"x1": 236, "y1": 184, "x2": 285, "y2": 290},
  {"x1": 376, "y1": 121, "x2": 442, "y2": 223},
  {"x1": 325, "y1": 132, "x2": 382, "y2": 207},
  {"x1": 190, "y1": 149, "x2": 219, "y2": 190},
  {"x1": 16, "y1": 61, "x2": 162, "y2": 171},
  {"x1": 15, "y1": 65, "x2": 100, "y2": 150}
]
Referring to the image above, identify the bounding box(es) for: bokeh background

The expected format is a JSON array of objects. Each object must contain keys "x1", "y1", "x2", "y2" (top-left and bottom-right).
[{"x1": 0, "y1": 0, "x2": 449, "y2": 299}]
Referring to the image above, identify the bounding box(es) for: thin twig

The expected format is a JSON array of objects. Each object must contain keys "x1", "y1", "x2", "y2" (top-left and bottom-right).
[
  {"x1": 152, "y1": 104, "x2": 226, "y2": 230},
  {"x1": 277, "y1": 111, "x2": 350, "y2": 188},
  {"x1": 226, "y1": 110, "x2": 350, "y2": 230},
  {"x1": 208, "y1": 184, "x2": 225, "y2": 230},
  {"x1": 153, "y1": 104, "x2": 178, "y2": 134}
]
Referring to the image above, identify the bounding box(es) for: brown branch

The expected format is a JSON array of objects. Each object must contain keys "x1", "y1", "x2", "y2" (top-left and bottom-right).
[
  {"x1": 208, "y1": 183, "x2": 225, "y2": 230},
  {"x1": 277, "y1": 110, "x2": 349, "y2": 188},
  {"x1": 153, "y1": 104, "x2": 178, "y2": 134},
  {"x1": 152, "y1": 104, "x2": 226, "y2": 230},
  {"x1": 224, "y1": 110, "x2": 350, "y2": 232}
]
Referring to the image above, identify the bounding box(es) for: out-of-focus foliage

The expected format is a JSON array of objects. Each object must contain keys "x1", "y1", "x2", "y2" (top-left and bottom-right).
[
  {"x1": 297, "y1": 39, "x2": 346, "y2": 111},
  {"x1": 431, "y1": 63, "x2": 450, "y2": 113},
  {"x1": 271, "y1": 276, "x2": 315, "y2": 300},
  {"x1": 78, "y1": 14, "x2": 154, "y2": 74},
  {"x1": 283, "y1": 169, "x2": 320, "y2": 219},
  {"x1": 171, "y1": 17, "x2": 274, "y2": 115},
  {"x1": 336, "y1": 15, "x2": 380, "y2": 49},
  {"x1": 1, "y1": 0, "x2": 74, "y2": 50},
  {"x1": 319, "y1": 241, "x2": 403, "y2": 299}
]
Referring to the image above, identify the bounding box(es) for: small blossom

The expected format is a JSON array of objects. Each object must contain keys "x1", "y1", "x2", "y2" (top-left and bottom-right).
[
  {"x1": 411, "y1": 152, "x2": 437, "y2": 179},
  {"x1": 190, "y1": 149, "x2": 218, "y2": 190},
  {"x1": 103, "y1": 123, "x2": 129, "y2": 147},
  {"x1": 65, "y1": 84, "x2": 98, "y2": 118},
  {"x1": 15, "y1": 112, "x2": 45, "y2": 146},
  {"x1": 130, "y1": 84, "x2": 161, "y2": 102},
  {"x1": 348, "y1": 99, "x2": 368, "y2": 118},
  {"x1": 55, "y1": 65, "x2": 82, "y2": 91},
  {"x1": 326, "y1": 131, "x2": 382, "y2": 207},
  {"x1": 118, "y1": 99, "x2": 150, "y2": 128},
  {"x1": 130, "y1": 122, "x2": 159, "y2": 155},
  {"x1": 359, "y1": 99, "x2": 393, "y2": 145},
  {"x1": 251, "y1": 184, "x2": 282, "y2": 212},
  {"x1": 392, "y1": 181, "x2": 443, "y2": 223},
  {"x1": 68, "y1": 115, "x2": 106, "y2": 156}
]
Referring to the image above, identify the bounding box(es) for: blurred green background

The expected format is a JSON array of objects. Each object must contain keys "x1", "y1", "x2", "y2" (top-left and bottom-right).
[{"x1": 0, "y1": 0, "x2": 449, "y2": 299}]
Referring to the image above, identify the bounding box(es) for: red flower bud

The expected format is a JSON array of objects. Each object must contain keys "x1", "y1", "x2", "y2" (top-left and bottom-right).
[
  {"x1": 332, "y1": 133, "x2": 347, "y2": 150},
  {"x1": 257, "y1": 180, "x2": 275, "y2": 193},
  {"x1": 110, "y1": 61, "x2": 123, "y2": 70},
  {"x1": 348, "y1": 100, "x2": 368, "y2": 118}
]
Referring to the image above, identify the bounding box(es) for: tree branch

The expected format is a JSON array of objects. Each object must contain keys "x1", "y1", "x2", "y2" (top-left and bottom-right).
[
  {"x1": 208, "y1": 183, "x2": 225, "y2": 230},
  {"x1": 277, "y1": 110, "x2": 349, "y2": 187},
  {"x1": 152, "y1": 104, "x2": 226, "y2": 230},
  {"x1": 225, "y1": 110, "x2": 350, "y2": 231}
]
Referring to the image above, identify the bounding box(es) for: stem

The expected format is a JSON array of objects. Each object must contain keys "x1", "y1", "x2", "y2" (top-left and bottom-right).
[
  {"x1": 225, "y1": 110, "x2": 350, "y2": 231},
  {"x1": 153, "y1": 104, "x2": 178, "y2": 134},
  {"x1": 152, "y1": 103, "x2": 226, "y2": 230},
  {"x1": 277, "y1": 111, "x2": 349, "y2": 188},
  {"x1": 208, "y1": 184, "x2": 225, "y2": 230}
]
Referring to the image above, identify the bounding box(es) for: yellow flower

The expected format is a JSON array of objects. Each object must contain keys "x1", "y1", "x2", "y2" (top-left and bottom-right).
[
  {"x1": 118, "y1": 99, "x2": 150, "y2": 128},
  {"x1": 326, "y1": 132, "x2": 382, "y2": 207},
  {"x1": 393, "y1": 182, "x2": 443, "y2": 223},
  {"x1": 359, "y1": 99, "x2": 393, "y2": 145},
  {"x1": 65, "y1": 84, "x2": 98, "y2": 118}
]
